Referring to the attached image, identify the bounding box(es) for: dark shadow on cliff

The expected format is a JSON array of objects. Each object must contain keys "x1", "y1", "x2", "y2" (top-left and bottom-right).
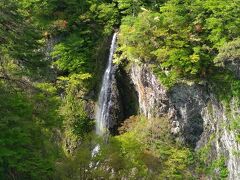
[
  {"x1": 115, "y1": 65, "x2": 139, "y2": 132},
  {"x1": 169, "y1": 83, "x2": 208, "y2": 148}
]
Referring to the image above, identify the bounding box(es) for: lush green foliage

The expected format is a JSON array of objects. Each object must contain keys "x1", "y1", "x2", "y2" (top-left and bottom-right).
[
  {"x1": 1, "y1": 1, "x2": 120, "y2": 178},
  {"x1": 117, "y1": 0, "x2": 240, "y2": 87},
  {"x1": 54, "y1": 116, "x2": 195, "y2": 179},
  {"x1": 215, "y1": 38, "x2": 240, "y2": 69},
  {"x1": 116, "y1": 116, "x2": 194, "y2": 179},
  {"x1": 1, "y1": 0, "x2": 240, "y2": 179},
  {"x1": 46, "y1": 0, "x2": 121, "y2": 157},
  {"x1": 0, "y1": 82, "x2": 61, "y2": 179},
  {"x1": 0, "y1": 0, "x2": 48, "y2": 79},
  {"x1": 0, "y1": 1, "x2": 61, "y2": 178}
]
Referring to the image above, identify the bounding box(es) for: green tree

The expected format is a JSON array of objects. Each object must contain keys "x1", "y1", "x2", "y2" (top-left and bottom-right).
[{"x1": 117, "y1": 0, "x2": 240, "y2": 87}]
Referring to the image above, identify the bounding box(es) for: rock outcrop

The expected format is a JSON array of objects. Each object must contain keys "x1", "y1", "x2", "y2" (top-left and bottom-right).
[
  {"x1": 128, "y1": 63, "x2": 240, "y2": 179},
  {"x1": 129, "y1": 64, "x2": 207, "y2": 147},
  {"x1": 130, "y1": 64, "x2": 169, "y2": 119},
  {"x1": 198, "y1": 96, "x2": 240, "y2": 179}
]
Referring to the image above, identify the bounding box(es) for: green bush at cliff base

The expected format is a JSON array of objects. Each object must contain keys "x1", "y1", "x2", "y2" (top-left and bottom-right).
[
  {"x1": 195, "y1": 134, "x2": 229, "y2": 179},
  {"x1": 53, "y1": 116, "x2": 196, "y2": 179},
  {"x1": 53, "y1": 116, "x2": 231, "y2": 179},
  {"x1": 116, "y1": 116, "x2": 194, "y2": 179}
]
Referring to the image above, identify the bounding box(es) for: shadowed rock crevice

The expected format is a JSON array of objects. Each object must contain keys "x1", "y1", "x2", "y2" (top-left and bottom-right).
[{"x1": 116, "y1": 65, "x2": 139, "y2": 119}]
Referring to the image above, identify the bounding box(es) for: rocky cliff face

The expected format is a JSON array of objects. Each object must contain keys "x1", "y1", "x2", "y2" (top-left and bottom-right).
[
  {"x1": 130, "y1": 64, "x2": 169, "y2": 119},
  {"x1": 128, "y1": 63, "x2": 240, "y2": 179},
  {"x1": 198, "y1": 96, "x2": 240, "y2": 179},
  {"x1": 129, "y1": 64, "x2": 207, "y2": 147}
]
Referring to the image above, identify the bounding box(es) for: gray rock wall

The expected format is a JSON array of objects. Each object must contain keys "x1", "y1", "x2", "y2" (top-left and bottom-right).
[
  {"x1": 199, "y1": 97, "x2": 240, "y2": 179},
  {"x1": 130, "y1": 64, "x2": 169, "y2": 118},
  {"x1": 129, "y1": 63, "x2": 240, "y2": 179}
]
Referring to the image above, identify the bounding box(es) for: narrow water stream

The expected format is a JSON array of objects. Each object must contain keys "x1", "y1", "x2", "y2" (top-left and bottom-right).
[
  {"x1": 95, "y1": 33, "x2": 117, "y2": 136},
  {"x1": 90, "y1": 33, "x2": 118, "y2": 166}
]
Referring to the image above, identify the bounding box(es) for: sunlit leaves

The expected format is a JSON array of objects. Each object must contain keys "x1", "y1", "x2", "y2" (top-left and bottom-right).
[{"x1": 117, "y1": 0, "x2": 240, "y2": 86}]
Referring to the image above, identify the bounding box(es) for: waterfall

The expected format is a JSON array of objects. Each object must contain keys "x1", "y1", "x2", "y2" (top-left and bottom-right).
[{"x1": 95, "y1": 33, "x2": 117, "y2": 136}]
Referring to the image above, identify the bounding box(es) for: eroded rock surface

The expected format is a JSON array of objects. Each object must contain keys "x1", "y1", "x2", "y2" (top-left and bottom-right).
[{"x1": 128, "y1": 63, "x2": 240, "y2": 179}]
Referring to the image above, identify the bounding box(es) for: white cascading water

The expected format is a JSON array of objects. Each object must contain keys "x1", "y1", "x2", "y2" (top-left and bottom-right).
[{"x1": 95, "y1": 33, "x2": 117, "y2": 136}]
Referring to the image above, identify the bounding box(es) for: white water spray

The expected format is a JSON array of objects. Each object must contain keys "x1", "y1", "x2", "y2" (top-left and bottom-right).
[{"x1": 95, "y1": 33, "x2": 117, "y2": 136}]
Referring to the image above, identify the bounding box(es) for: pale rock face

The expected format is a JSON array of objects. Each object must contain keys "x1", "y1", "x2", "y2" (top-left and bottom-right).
[
  {"x1": 130, "y1": 64, "x2": 206, "y2": 146},
  {"x1": 199, "y1": 97, "x2": 240, "y2": 180},
  {"x1": 130, "y1": 64, "x2": 169, "y2": 119},
  {"x1": 129, "y1": 63, "x2": 240, "y2": 179}
]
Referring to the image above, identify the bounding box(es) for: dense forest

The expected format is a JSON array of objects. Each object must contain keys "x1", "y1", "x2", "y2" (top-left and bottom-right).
[{"x1": 0, "y1": 0, "x2": 240, "y2": 179}]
